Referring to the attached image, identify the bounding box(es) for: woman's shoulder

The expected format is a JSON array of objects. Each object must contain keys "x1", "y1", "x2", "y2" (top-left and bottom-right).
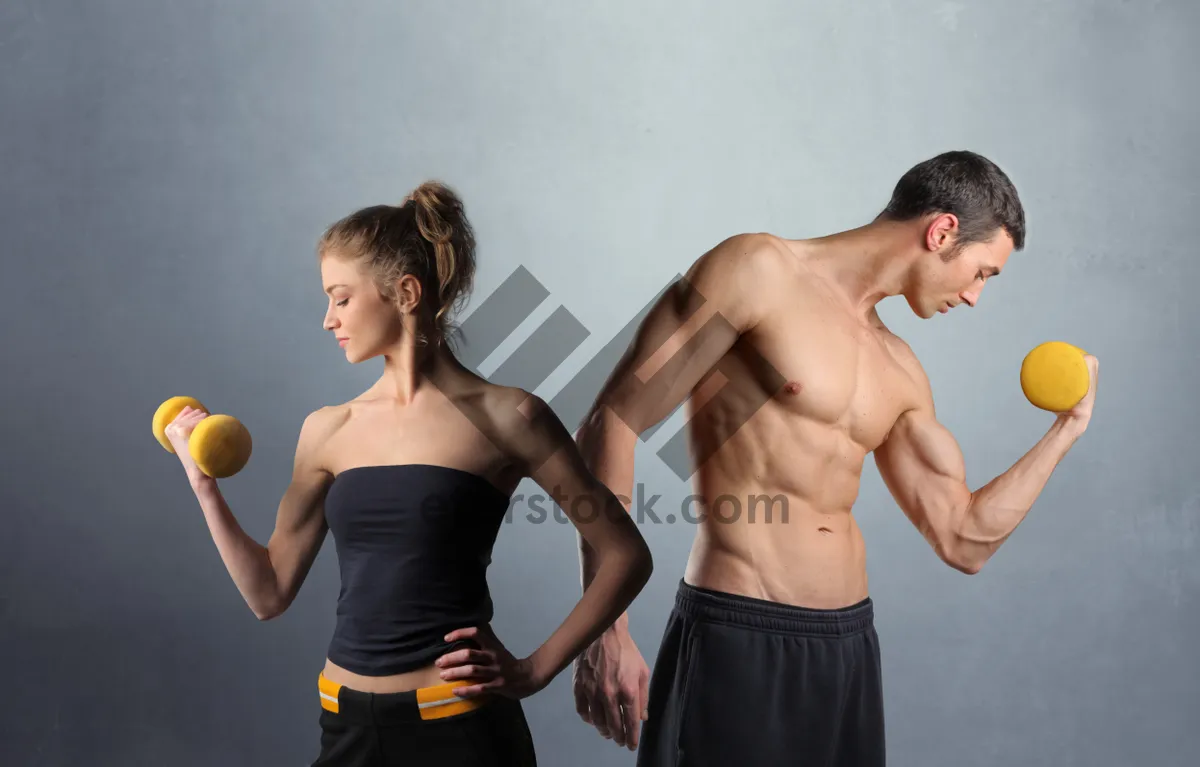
[
  {"x1": 297, "y1": 401, "x2": 355, "y2": 442},
  {"x1": 308, "y1": 398, "x2": 356, "y2": 421},
  {"x1": 443, "y1": 379, "x2": 557, "y2": 450},
  {"x1": 309, "y1": 386, "x2": 386, "y2": 420},
  {"x1": 469, "y1": 382, "x2": 551, "y2": 431}
]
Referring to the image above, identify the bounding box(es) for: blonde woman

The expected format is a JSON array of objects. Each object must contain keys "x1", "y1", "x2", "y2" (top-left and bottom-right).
[{"x1": 165, "y1": 182, "x2": 653, "y2": 765}]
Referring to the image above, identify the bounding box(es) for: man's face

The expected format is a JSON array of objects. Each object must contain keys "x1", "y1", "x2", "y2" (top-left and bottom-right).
[{"x1": 911, "y1": 228, "x2": 1014, "y2": 318}]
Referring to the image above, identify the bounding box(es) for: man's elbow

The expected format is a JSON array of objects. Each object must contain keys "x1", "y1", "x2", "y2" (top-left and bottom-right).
[
  {"x1": 939, "y1": 538, "x2": 985, "y2": 575},
  {"x1": 577, "y1": 400, "x2": 645, "y2": 448},
  {"x1": 575, "y1": 405, "x2": 607, "y2": 442},
  {"x1": 946, "y1": 556, "x2": 984, "y2": 576}
]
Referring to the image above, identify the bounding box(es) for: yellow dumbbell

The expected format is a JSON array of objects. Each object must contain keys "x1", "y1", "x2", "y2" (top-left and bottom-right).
[
  {"x1": 1020, "y1": 341, "x2": 1090, "y2": 412},
  {"x1": 152, "y1": 395, "x2": 253, "y2": 478}
]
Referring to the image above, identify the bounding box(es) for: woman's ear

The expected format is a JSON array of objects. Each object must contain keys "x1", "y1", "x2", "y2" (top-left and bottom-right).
[{"x1": 393, "y1": 274, "x2": 423, "y2": 314}]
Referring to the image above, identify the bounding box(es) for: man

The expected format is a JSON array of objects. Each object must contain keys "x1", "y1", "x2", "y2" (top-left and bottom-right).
[{"x1": 569, "y1": 151, "x2": 1098, "y2": 765}]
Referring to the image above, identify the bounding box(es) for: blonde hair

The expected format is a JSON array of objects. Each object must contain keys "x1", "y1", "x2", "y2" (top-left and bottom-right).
[{"x1": 318, "y1": 181, "x2": 477, "y2": 346}]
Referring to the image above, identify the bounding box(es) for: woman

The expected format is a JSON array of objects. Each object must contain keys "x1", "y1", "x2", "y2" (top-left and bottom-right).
[{"x1": 164, "y1": 181, "x2": 653, "y2": 766}]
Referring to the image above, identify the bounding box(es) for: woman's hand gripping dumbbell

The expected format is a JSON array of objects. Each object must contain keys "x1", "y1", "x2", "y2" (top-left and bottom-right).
[{"x1": 152, "y1": 395, "x2": 252, "y2": 484}]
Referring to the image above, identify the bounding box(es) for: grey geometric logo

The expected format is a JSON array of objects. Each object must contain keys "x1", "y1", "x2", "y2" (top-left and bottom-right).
[{"x1": 453, "y1": 266, "x2": 786, "y2": 481}]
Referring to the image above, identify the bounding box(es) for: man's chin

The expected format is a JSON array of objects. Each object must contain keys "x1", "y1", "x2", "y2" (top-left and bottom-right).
[{"x1": 909, "y1": 302, "x2": 935, "y2": 319}]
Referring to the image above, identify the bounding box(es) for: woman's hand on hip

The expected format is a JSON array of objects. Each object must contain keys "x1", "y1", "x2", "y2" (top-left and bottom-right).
[{"x1": 435, "y1": 625, "x2": 548, "y2": 700}]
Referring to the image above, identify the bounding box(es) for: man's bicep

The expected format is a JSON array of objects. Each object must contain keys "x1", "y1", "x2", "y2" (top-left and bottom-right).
[{"x1": 874, "y1": 405, "x2": 971, "y2": 542}]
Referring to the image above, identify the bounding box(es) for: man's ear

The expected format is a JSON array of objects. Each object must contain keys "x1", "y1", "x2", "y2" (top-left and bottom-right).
[{"x1": 925, "y1": 212, "x2": 959, "y2": 253}]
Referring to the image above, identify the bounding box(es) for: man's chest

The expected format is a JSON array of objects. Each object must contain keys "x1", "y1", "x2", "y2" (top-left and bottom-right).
[{"x1": 741, "y1": 308, "x2": 919, "y2": 450}]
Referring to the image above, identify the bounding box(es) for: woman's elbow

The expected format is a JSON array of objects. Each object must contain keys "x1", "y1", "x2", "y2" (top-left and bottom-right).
[
  {"x1": 600, "y1": 532, "x2": 653, "y2": 585},
  {"x1": 252, "y1": 594, "x2": 290, "y2": 621},
  {"x1": 625, "y1": 536, "x2": 654, "y2": 586}
]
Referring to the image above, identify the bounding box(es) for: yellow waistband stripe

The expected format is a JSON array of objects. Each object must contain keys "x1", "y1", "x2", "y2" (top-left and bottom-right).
[
  {"x1": 316, "y1": 674, "x2": 486, "y2": 720},
  {"x1": 415, "y1": 680, "x2": 487, "y2": 720},
  {"x1": 318, "y1": 673, "x2": 343, "y2": 714}
]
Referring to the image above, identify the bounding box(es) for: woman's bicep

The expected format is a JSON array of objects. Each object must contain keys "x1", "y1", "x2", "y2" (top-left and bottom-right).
[
  {"x1": 266, "y1": 411, "x2": 334, "y2": 602},
  {"x1": 513, "y1": 394, "x2": 642, "y2": 549}
]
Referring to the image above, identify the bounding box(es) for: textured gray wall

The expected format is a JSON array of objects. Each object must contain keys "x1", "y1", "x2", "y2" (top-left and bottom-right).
[{"x1": 3, "y1": 1, "x2": 1197, "y2": 765}]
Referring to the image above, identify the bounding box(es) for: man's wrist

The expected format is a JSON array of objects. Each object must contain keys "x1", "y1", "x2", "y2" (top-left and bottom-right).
[
  {"x1": 1056, "y1": 414, "x2": 1090, "y2": 439},
  {"x1": 605, "y1": 613, "x2": 631, "y2": 635}
]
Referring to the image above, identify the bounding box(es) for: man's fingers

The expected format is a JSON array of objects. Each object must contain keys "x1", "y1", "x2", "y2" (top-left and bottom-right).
[
  {"x1": 639, "y1": 669, "x2": 650, "y2": 721},
  {"x1": 588, "y1": 690, "x2": 612, "y2": 738},
  {"x1": 604, "y1": 690, "x2": 627, "y2": 747},
  {"x1": 574, "y1": 681, "x2": 592, "y2": 723},
  {"x1": 620, "y1": 689, "x2": 642, "y2": 751}
]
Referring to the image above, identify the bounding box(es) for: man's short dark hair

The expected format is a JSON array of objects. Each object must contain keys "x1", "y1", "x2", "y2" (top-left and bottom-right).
[{"x1": 880, "y1": 150, "x2": 1026, "y2": 254}]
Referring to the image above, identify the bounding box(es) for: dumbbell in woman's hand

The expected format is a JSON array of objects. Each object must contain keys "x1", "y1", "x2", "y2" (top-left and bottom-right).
[{"x1": 152, "y1": 396, "x2": 253, "y2": 479}]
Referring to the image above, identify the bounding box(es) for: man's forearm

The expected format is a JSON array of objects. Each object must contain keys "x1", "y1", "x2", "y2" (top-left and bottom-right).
[
  {"x1": 575, "y1": 407, "x2": 640, "y2": 630},
  {"x1": 952, "y1": 416, "x2": 1087, "y2": 572}
]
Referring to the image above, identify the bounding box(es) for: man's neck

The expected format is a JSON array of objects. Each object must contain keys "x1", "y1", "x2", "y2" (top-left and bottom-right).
[{"x1": 795, "y1": 221, "x2": 919, "y2": 321}]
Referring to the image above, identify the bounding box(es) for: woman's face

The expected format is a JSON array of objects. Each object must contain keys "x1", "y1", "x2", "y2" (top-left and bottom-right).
[{"x1": 320, "y1": 255, "x2": 407, "y2": 363}]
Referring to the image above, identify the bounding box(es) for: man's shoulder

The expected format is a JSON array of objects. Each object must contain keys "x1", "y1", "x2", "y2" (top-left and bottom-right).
[
  {"x1": 877, "y1": 327, "x2": 918, "y2": 367},
  {"x1": 879, "y1": 331, "x2": 935, "y2": 404},
  {"x1": 682, "y1": 232, "x2": 798, "y2": 318},
  {"x1": 700, "y1": 232, "x2": 797, "y2": 275}
]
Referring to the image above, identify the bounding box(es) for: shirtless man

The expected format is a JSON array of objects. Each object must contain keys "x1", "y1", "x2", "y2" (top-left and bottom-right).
[{"x1": 569, "y1": 151, "x2": 1098, "y2": 765}]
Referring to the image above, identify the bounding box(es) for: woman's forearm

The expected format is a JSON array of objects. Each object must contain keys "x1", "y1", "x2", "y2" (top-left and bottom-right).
[
  {"x1": 531, "y1": 531, "x2": 653, "y2": 684},
  {"x1": 574, "y1": 408, "x2": 640, "y2": 629},
  {"x1": 191, "y1": 477, "x2": 284, "y2": 619}
]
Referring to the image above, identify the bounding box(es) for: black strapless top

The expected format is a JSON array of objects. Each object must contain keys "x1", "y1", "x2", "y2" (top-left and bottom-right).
[{"x1": 323, "y1": 464, "x2": 511, "y2": 676}]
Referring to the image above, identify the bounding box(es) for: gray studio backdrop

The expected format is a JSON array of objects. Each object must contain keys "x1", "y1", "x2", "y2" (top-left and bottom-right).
[{"x1": 3, "y1": 1, "x2": 1197, "y2": 765}]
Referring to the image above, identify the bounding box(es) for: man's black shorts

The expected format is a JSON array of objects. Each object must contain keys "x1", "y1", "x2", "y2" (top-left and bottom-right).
[{"x1": 637, "y1": 580, "x2": 885, "y2": 766}]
